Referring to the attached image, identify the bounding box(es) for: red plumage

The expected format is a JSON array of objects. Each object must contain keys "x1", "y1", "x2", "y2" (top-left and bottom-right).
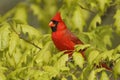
[
  {"x1": 49, "y1": 12, "x2": 84, "y2": 56},
  {"x1": 51, "y1": 12, "x2": 62, "y2": 22}
]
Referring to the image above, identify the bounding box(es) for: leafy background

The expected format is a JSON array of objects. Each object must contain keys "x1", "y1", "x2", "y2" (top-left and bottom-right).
[{"x1": 0, "y1": 0, "x2": 120, "y2": 80}]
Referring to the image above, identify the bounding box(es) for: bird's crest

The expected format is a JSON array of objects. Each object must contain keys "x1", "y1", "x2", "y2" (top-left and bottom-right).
[{"x1": 51, "y1": 12, "x2": 62, "y2": 21}]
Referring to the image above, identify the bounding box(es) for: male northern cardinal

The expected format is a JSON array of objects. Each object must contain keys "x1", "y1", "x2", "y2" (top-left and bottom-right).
[
  {"x1": 49, "y1": 12, "x2": 112, "y2": 70},
  {"x1": 48, "y1": 12, "x2": 84, "y2": 57}
]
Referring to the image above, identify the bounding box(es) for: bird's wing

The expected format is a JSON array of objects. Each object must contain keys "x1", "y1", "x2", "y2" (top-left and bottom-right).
[{"x1": 65, "y1": 30, "x2": 83, "y2": 45}]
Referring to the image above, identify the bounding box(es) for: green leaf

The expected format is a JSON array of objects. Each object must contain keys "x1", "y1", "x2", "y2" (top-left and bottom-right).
[
  {"x1": 89, "y1": 14, "x2": 101, "y2": 31},
  {"x1": 43, "y1": 66, "x2": 59, "y2": 79},
  {"x1": 69, "y1": 73, "x2": 77, "y2": 80},
  {"x1": 95, "y1": 50, "x2": 114, "y2": 64},
  {"x1": 100, "y1": 71, "x2": 109, "y2": 80},
  {"x1": 72, "y1": 6, "x2": 85, "y2": 31},
  {"x1": 14, "y1": 4, "x2": 27, "y2": 24},
  {"x1": 103, "y1": 35, "x2": 112, "y2": 47},
  {"x1": 0, "y1": 23, "x2": 11, "y2": 51},
  {"x1": 88, "y1": 50, "x2": 99, "y2": 65},
  {"x1": 51, "y1": 51, "x2": 65, "y2": 64},
  {"x1": 63, "y1": 0, "x2": 74, "y2": 7},
  {"x1": 73, "y1": 52, "x2": 84, "y2": 68},
  {"x1": 5, "y1": 52, "x2": 16, "y2": 68},
  {"x1": 95, "y1": 68, "x2": 105, "y2": 73},
  {"x1": 75, "y1": 44, "x2": 90, "y2": 51},
  {"x1": 30, "y1": 4, "x2": 43, "y2": 20},
  {"x1": 9, "y1": 32, "x2": 19, "y2": 55},
  {"x1": 114, "y1": 9, "x2": 120, "y2": 35},
  {"x1": 80, "y1": 64, "x2": 93, "y2": 80},
  {"x1": 19, "y1": 24, "x2": 42, "y2": 40},
  {"x1": 54, "y1": 54, "x2": 69, "y2": 71},
  {"x1": 97, "y1": 0, "x2": 111, "y2": 12},
  {"x1": 88, "y1": 70, "x2": 96, "y2": 80},
  {"x1": 115, "y1": 45, "x2": 120, "y2": 54},
  {"x1": 35, "y1": 41, "x2": 52, "y2": 65},
  {"x1": 0, "y1": 73, "x2": 6, "y2": 80},
  {"x1": 100, "y1": 26, "x2": 113, "y2": 47},
  {"x1": 61, "y1": 77, "x2": 67, "y2": 80},
  {"x1": 113, "y1": 59, "x2": 120, "y2": 79}
]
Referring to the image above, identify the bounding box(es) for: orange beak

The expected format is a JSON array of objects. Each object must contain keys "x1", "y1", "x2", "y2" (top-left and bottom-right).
[{"x1": 49, "y1": 21, "x2": 55, "y2": 27}]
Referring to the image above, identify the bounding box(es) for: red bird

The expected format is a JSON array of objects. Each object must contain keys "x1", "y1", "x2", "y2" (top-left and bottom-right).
[
  {"x1": 49, "y1": 12, "x2": 84, "y2": 56},
  {"x1": 49, "y1": 12, "x2": 112, "y2": 70}
]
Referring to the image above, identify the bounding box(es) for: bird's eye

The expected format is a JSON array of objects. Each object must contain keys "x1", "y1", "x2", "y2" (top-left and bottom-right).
[{"x1": 51, "y1": 20, "x2": 58, "y2": 25}]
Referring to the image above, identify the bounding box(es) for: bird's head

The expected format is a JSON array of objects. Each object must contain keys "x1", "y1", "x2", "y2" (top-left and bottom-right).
[{"x1": 49, "y1": 12, "x2": 67, "y2": 32}]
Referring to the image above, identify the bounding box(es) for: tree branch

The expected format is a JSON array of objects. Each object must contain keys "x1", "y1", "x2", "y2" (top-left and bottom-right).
[{"x1": 8, "y1": 20, "x2": 42, "y2": 50}]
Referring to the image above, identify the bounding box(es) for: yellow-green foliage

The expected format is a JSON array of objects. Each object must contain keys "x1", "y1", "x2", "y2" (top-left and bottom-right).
[{"x1": 0, "y1": 0, "x2": 120, "y2": 80}]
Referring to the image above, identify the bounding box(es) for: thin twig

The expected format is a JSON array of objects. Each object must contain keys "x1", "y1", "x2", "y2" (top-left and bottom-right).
[
  {"x1": 78, "y1": 3, "x2": 96, "y2": 14},
  {"x1": 8, "y1": 20, "x2": 42, "y2": 50}
]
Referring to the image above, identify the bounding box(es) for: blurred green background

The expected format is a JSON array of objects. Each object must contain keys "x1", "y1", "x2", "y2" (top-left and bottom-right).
[
  {"x1": 0, "y1": 0, "x2": 19, "y2": 14},
  {"x1": 0, "y1": 0, "x2": 61, "y2": 33}
]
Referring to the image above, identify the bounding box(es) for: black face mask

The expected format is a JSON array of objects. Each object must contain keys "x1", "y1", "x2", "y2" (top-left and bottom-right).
[{"x1": 50, "y1": 20, "x2": 58, "y2": 32}]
